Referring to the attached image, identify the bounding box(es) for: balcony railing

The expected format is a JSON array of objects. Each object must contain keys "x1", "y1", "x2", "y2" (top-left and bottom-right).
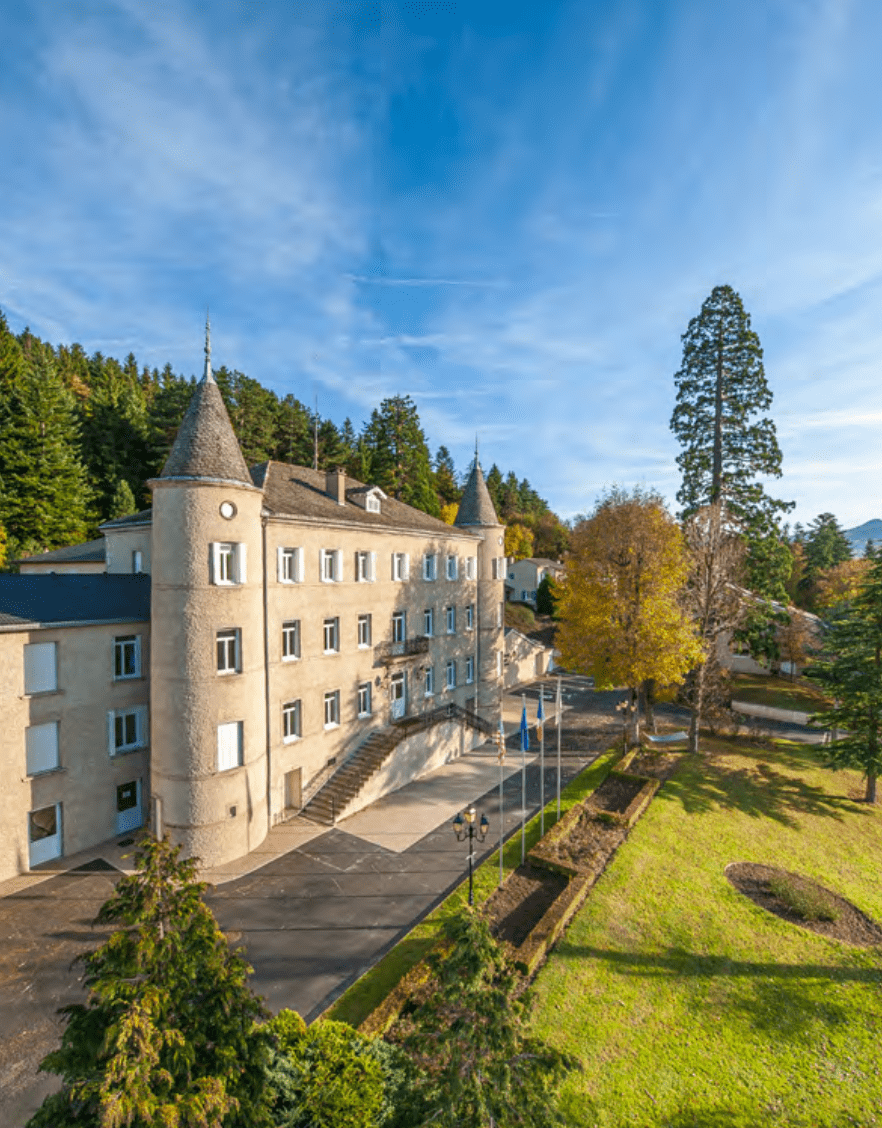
[{"x1": 375, "y1": 636, "x2": 430, "y2": 663}]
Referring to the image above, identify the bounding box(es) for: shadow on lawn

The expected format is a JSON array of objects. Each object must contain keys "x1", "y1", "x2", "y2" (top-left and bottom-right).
[
  {"x1": 659, "y1": 741, "x2": 867, "y2": 829},
  {"x1": 560, "y1": 943, "x2": 882, "y2": 1039}
]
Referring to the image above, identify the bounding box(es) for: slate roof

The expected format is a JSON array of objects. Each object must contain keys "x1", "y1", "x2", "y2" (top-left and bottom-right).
[
  {"x1": 17, "y1": 538, "x2": 106, "y2": 566},
  {"x1": 159, "y1": 377, "x2": 253, "y2": 485},
  {"x1": 455, "y1": 459, "x2": 500, "y2": 527},
  {"x1": 253, "y1": 461, "x2": 476, "y2": 535},
  {"x1": 100, "y1": 509, "x2": 153, "y2": 530},
  {"x1": 0, "y1": 574, "x2": 150, "y2": 629}
]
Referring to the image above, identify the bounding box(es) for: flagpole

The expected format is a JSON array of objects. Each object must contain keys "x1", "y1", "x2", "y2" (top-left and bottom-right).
[
  {"x1": 556, "y1": 674, "x2": 562, "y2": 821},
  {"x1": 539, "y1": 684, "x2": 545, "y2": 837},
  {"x1": 497, "y1": 720, "x2": 505, "y2": 888},
  {"x1": 520, "y1": 693, "x2": 527, "y2": 864}
]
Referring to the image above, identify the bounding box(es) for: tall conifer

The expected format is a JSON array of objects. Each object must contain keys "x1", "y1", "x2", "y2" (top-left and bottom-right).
[{"x1": 362, "y1": 395, "x2": 439, "y2": 516}]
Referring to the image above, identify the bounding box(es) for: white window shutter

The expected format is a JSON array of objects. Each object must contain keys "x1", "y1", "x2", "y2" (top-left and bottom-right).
[
  {"x1": 391, "y1": 553, "x2": 396, "y2": 580},
  {"x1": 403, "y1": 553, "x2": 410, "y2": 580},
  {"x1": 237, "y1": 543, "x2": 247, "y2": 584},
  {"x1": 24, "y1": 643, "x2": 57, "y2": 694},
  {"x1": 296, "y1": 548, "x2": 304, "y2": 582},
  {"x1": 26, "y1": 722, "x2": 59, "y2": 775},
  {"x1": 138, "y1": 706, "x2": 149, "y2": 748},
  {"x1": 133, "y1": 636, "x2": 142, "y2": 677},
  {"x1": 334, "y1": 550, "x2": 342, "y2": 581},
  {"x1": 277, "y1": 546, "x2": 285, "y2": 582},
  {"x1": 107, "y1": 711, "x2": 116, "y2": 756},
  {"x1": 210, "y1": 542, "x2": 220, "y2": 584},
  {"x1": 369, "y1": 551, "x2": 376, "y2": 581}
]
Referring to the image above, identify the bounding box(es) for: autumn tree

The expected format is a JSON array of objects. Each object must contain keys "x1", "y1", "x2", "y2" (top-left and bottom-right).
[
  {"x1": 505, "y1": 522, "x2": 535, "y2": 561},
  {"x1": 776, "y1": 611, "x2": 818, "y2": 680},
  {"x1": 28, "y1": 836, "x2": 271, "y2": 1128},
  {"x1": 813, "y1": 558, "x2": 871, "y2": 614},
  {"x1": 556, "y1": 487, "x2": 702, "y2": 742},
  {"x1": 682, "y1": 502, "x2": 746, "y2": 753},
  {"x1": 806, "y1": 554, "x2": 882, "y2": 802}
]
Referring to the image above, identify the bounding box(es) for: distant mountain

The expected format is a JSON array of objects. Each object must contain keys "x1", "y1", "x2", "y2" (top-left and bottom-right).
[{"x1": 844, "y1": 520, "x2": 882, "y2": 556}]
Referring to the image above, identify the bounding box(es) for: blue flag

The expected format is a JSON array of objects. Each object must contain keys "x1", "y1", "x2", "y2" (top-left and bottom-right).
[
  {"x1": 520, "y1": 705, "x2": 530, "y2": 752},
  {"x1": 536, "y1": 692, "x2": 544, "y2": 740}
]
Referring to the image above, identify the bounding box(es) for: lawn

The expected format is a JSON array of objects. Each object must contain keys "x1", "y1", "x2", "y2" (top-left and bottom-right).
[
  {"x1": 325, "y1": 749, "x2": 620, "y2": 1028},
  {"x1": 530, "y1": 739, "x2": 882, "y2": 1127},
  {"x1": 730, "y1": 672, "x2": 830, "y2": 714}
]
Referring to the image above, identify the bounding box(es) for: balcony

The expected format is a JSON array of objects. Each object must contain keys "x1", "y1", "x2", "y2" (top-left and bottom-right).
[{"x1": 375, "y1": 636, "x2": 430, "y2": 664}]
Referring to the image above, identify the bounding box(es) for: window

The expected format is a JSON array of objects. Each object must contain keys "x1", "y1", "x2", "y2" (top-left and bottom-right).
[
  {"x1": 28, "y1": 803, "x2": 62, "y2": 867},
  {"x1": 466, "y1": 604, "x2": 474, "y2": 631},
  {"x1": 278, "y1": 547, "x2": 302, "y2": 583},
  {"x1": 366, "y1": 493, "x2": 381, "y2": 513},
  {"x1": 466, "y1": 655, "x2": 475, "y2": 684},
  {"x1": 114, "y1": 635, "x2": 141, "y2": 679},
  {"x1": 323, "y1": 618, "x2": 340, "y2": 653},
  {"x1": 392, "y1": 611, "x2": 406, "y2": 643},
  {"x1": 392, "y1": 552, "x2": 410, "y2": 581},
  {"x1": 445, "y1": 660, "x2": 456, "y2": 690},
  {"x1": 355, "y1": 551, "x2": 376, "y2": 582},
  {"x1": 424, "y1": 666, "x2": 435, "y2": 696},
  {"x1": 423, "y1": 553, "x2": 437, "y2": 581},
  {"x1": 446, "y1": 554, "x2": 458, "y2": 580},
  {"x1": 521, "y1": 590, "x2": 529, "y2": 602},
  {"x1": 324, "y1": 690, "x2": 340, "y2": 729},
  {"x1": 492, "y1": 556, "x2": 505, "y2": 580},
  {"x1": 132, "y1": 550, "x2": 143, "y2": 574},
  {"x1": 445, "y1": 606, "x2": 456, "y2": 634},
  {"x1": 211, "y1": 542, "x2": 246, "y2": 585},
  {"x1": 216, "y1": 629, "x2": 240, "y2": 674},
  {"x1": 357, "y1": 682, "x2": 372, "y2": 717},
  {"x1": 357, "y1": 614, "x2": 372, "y2": 648},
  {"x1": 423, "y1": 608, "x2": 434, "y2": 637},
  {"x1": 217, "y1": 721, "x2": 243, "y2": 771},
  {"x1": 498, "y1": 601, "x2": 504, "y2": 627},
  {"x1": 465, "y1": 556, "x2": 476, "y2": 580},
  {"x1": 108, "y1": 706, "x2": 148, "y2": 755},
  {"x1": 24, "y1": 642, "x2": 57, "y2": 695},
  {"x1": 282, "y1": 620, "x2": 301, "y2": 661},
  {"x1": 321, "y1": 549, "x2": 342, "y2": 582},
  {"x1": 26, "y1": 722, "x2": 59, "y2": 776},
  {"x1": 282, "y1": 700, "x2": 301, "y2": 743}
]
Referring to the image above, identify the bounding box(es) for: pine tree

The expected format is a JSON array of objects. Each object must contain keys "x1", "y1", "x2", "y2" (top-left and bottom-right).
[
  {"x1": 802, "y1": 512, "x2": 853, "y2": 574},
  {"x1": 433, "y1": 445, "x2": 460, "y2": 507},
  {"x1": 389, "y1": 909, "x2": 572, "y2": 1127},
  {"x1": 807, "y1": 554, "x2": 882, "y2": 802},
  {"x1": 0, "y1": 342, "x2": 91, "y2": 553},
  {"x1": 109, "y1": 478, "x2": 138, "y2": 520},
  {"x1": 671, "y1": 284, "x2": 789, "y2": 522},
  {"x1": 28, "y1": 835, "x2": 271, "y2": 1128},
  {"x1": 361, "y1": 395, "x2": 439, "y2": 516}
]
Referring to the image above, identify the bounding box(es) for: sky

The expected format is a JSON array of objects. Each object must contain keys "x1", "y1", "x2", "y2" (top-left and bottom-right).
[{"x1": 2, "y1": 0, "x2": 882, "y2": 529}]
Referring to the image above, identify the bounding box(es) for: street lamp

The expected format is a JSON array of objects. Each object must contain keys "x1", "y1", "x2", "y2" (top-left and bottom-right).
[{"x1": 452, "y1": 805, "x2": 489, "y2": 906}]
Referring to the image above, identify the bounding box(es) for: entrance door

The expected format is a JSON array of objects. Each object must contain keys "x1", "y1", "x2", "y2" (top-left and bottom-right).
[
  {"x1": 284, "y1": 768, "x2": 302, "y2": 812},
  {"x1": 390, "y1": 672, "x2": 406, "y2": 720},
  {"x1": 28, "y1": 803, "x2": 62, "y2": 867},
  {"x1": 116, "y1": 779, "x2": 142, "y2": 835}
]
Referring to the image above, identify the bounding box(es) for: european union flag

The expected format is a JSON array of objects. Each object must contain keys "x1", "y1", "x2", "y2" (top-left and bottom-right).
[
  {"x1": 536, "y1": 693, "x2": 544, "y2": 740},
  {"x1": 520, "y1": 704, "x2": 530, "y2": 752}
]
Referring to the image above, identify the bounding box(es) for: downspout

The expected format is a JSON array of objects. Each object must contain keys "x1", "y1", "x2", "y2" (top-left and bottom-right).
[{"x1": 262, "y1": 515, "x2": 272, "y2": 832}]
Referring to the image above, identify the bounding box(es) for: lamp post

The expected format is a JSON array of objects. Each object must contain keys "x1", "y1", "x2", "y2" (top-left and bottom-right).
[{"x1": 452, "y1": 805, "x2": 489, "y2": 906}]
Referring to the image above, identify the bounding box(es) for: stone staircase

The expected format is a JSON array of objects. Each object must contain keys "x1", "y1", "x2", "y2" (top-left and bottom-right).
[{"x1": 301, "y1": 703, "x2": 496, "y2": 827}]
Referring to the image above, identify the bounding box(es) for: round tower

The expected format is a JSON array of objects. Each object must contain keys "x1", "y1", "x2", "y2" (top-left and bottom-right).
[
  {"x1": 455, "y1": 447, "x2": 506, "y2": 720},
  {"x1": 149, "y1": 323, "x2": 268, "y2": 867}
]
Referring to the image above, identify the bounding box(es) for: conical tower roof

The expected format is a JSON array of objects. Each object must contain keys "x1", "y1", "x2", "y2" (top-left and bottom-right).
[
  {"x1": 159, "y1": 319, "x2": 252, "y2": 485},
  {"x1": 455, "y1": 448, "x2": 500, "y2": 526}
]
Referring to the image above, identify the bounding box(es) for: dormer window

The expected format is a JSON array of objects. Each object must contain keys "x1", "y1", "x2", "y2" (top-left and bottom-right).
[
  {"x1": 352, "y1": 486, "x2": 386, "y2": 512},
  {"x1": 366, "y1": 493, "x2": 381, "y2": 513}
]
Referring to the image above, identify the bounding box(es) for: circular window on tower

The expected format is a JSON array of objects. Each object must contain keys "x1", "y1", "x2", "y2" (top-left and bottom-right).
[{"x1": 219, "y1": 501, "x2": 237, "y2": 520}]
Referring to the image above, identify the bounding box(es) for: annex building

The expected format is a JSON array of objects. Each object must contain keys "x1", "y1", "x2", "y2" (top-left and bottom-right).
[{"x1": 0, "y1": 336, "x2": 506, "y2": 881}]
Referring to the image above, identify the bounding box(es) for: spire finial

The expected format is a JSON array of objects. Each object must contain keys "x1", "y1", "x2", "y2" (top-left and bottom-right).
[
  {"x1": 474, "y1": 435, "x2": 480, "y2": 469},
  {"x1": 202, "y1": 310, "x2": 214, "y2": 384}
]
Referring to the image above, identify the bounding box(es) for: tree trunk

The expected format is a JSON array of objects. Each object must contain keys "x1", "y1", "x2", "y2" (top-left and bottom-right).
[
  {"x1": 689, "y1": 667, "x2": 704, "y2": 754},
  {"x1": 866, "y1": 772, "x2": 877, "y2": 804},
  {"x1": 640, "y1": 678, "x2": 657, "y2": 733},
  {"x1": 627, "y1": 688, "x2": 640, "y2": 747}
]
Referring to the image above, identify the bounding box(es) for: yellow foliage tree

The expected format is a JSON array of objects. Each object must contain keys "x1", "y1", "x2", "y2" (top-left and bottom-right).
[
  {"x1": 504, "y1": 522, "x2": 534, "y2": 561},
  {"x1": 813, "y1": 558, "x2": 871, "y2": 613},
  {"x1": 440, "y1": 502, "x2": 459, "y2": 525},
  {"x1": 556, "y1": 487, "x2": 703, "y2": 741}
]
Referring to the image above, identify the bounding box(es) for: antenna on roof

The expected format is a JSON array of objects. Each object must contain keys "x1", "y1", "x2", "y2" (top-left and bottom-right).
[
  {"x1": 202, "y1": 310, "x2": 214, "y2": 384},
  {"x1": 474, "y1": 435, "x2": 480, "y2": 470}
]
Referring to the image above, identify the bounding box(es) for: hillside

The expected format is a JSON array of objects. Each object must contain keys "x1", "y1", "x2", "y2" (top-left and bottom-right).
[{"x1": 844, "y1": 518, "x2": 882, "y2": 556}]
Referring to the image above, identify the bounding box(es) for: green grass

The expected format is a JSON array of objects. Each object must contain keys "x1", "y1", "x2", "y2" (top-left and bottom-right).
[
  {"x1": 730, "y1": 672, "x2": 829, "y2": 714},
  {"x1": 324, "y1": 749, "x2": 621, "y2": 1028},
  {"x1": 505, "y1": 602, "x2": 537, "y2": 633},
  {"x1": 530, "y1": 739, "x2": 882, "y2": 1127}
]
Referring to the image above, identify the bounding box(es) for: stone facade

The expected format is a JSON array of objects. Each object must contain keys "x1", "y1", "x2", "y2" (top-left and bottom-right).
[{"x1": 1, "y1": 347, "x2": 505, "y2": 877}]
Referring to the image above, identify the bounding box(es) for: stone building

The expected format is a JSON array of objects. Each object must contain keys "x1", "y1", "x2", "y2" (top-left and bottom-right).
[{"x1": 0, "y1": 332, "x2": 506, "y2": 880}]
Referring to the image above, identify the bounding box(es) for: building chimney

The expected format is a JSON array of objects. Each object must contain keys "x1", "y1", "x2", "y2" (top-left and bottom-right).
[{"x1": 326, "y1": 467, "x2": 346, "y2": 505}]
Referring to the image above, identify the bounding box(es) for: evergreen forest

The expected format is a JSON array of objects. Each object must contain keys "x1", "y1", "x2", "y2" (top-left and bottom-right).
[{"x1": 0, "y1": 311, "x2": 568, "y2": 567}]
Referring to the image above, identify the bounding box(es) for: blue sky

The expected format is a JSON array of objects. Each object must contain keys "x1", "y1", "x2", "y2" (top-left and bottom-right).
[{"x1": 2, "y1": 0, "x2": 882, "y2": 528}]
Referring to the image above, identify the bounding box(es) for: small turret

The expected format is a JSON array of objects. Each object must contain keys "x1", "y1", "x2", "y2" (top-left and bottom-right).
[{"x1": 456, "y1": 445, "x2": 505, "y2": 718}]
